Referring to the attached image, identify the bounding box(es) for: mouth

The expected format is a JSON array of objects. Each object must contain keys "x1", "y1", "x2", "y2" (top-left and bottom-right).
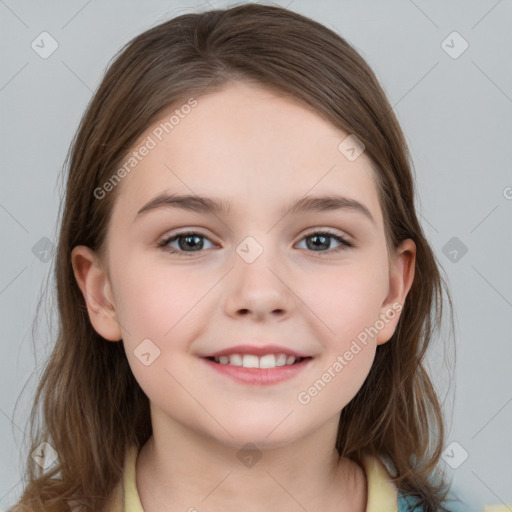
[
  {"x1": 204, "y1": 354, "x2": 312, "y2": 368},
  {"x1": 200, "y1": 352, "x2": 314, "y2": 386}
]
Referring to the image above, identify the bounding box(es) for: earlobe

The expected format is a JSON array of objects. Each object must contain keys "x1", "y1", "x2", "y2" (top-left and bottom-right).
[
  {"x1": 375, "y1": 239, "x2": 416, "y2": 346},
  {"x1": 71, "y1": 245, "x2": 123, "y2": 341}
]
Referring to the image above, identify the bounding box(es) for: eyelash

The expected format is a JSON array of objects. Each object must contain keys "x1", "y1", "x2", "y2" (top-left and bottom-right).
[{"x1": 157, "y1": 229, "x2": 354, "y2": 257}]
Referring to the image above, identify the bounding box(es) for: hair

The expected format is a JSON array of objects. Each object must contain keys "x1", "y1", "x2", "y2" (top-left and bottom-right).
[{"x1": 9, "y1": 3, "x2": 456, "y2": 511}]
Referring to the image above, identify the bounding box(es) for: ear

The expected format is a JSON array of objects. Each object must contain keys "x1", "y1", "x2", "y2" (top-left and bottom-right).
[
  {"x1": 375, "y1": 238, "x2": 416, "y2": 346},
  {"x1": 71, "y1": 245, "x2": 122, "y2": 341}
]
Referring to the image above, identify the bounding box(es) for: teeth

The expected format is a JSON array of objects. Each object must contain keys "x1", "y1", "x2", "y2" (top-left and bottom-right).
[
  {"x1": 276, "y1": 354, "x2": 287, "y2": 366},
  {"x1": 259, "y1": 354, "x2": 276, "y2": 369},
  {"x1": 228, "y1": 354, "x2": 243, "y2": 366},
  {"x1": 212, "y1": 353, "x2": 303, "y2": 368},
  {"x1": 243, "y1": 354, "x2": 259, "y2": 368}
]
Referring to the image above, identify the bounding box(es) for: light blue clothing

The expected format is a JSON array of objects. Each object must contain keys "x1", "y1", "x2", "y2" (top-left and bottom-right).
[{"x1": 398, "y1": 492, "x2": 468, "y2": 511}]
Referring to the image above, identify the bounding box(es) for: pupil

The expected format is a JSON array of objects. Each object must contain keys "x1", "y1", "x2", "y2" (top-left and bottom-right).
[
  {"x1": 308, "y1": 234, "x2": 329, "y2": 251},
  {"x1": 180, "y1": 235, "x2": 202, "y2": 251}
]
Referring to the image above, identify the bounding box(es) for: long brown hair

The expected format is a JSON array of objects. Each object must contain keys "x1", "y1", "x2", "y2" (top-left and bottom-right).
[{"x1": 9, "y1": 3, "x2": 456, "y2": 511}]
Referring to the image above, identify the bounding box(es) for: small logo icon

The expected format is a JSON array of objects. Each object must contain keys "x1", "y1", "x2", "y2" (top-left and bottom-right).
[
  {"x1": 441, "y1": 31, "x2": 468, "y2": 59},
  {"x1": 338, "y1": 134, "x2": 365, "y2": 161},
  {"x1": 236, "y1": 442, "x2": 262, "y2": 468},
  {"x1": 236, "y1": 236, "x2": 264, "y2": 264},
  {"x1": 32, "y1": 237, "x2": 55, "y2": 263},
  {"x1": 134, "y1": 338, "x2": 161, "y2": 366},
  {"x1": 441, "y1": 441, "x2": 469, "y2": 469},
  {"x1": 31, "y1": 31, "x2": 59, "y2": 59},
  {"x1": 442, "y1": 236, "x2": 468, "y2": 263},
  {"x1": 31, "y1": 442, "x2": 58, "y2": 469}
]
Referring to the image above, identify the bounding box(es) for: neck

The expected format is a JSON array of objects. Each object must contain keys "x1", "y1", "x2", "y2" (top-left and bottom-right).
[{"x1": 135, "y1": 413, "x2": 366, "y2": 512}]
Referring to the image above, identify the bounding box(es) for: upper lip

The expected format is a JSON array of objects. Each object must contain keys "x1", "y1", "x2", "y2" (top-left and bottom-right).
[{"x1": 202, "y1": 344, "x2": 312, "y2": 358}]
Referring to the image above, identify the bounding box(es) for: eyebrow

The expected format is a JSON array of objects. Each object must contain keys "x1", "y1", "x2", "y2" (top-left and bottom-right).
[{"x1": 134, "y1": 193, "x2": 375, "y2": 224}]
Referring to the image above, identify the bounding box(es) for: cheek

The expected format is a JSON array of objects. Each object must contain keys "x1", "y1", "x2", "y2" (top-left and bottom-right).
[
  {"x1": 111, "y1": 260, "x2": 219, "y2": 397},
  {"x1": 113, "y1": 263, "x2": 206, "y2": 401},
  {"x1": 302, "y1": 258, "x2": 389, "y2": 342},
  {"x1": 113, "y1": 259, "x2": 205, "y2": 338},
  {"x1": 297, "y1": 347, "x2": 375, "y2": 416}
]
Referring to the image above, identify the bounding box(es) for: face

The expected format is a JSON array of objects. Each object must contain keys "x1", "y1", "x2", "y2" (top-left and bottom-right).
[{"x1": 73, "y1": 80, "x2": 415, "y2": 449}]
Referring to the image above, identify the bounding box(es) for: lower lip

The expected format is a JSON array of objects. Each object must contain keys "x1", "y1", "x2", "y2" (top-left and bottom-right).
[{"x1": 201, "y1": 357, "x2": 312, "y2": 385}]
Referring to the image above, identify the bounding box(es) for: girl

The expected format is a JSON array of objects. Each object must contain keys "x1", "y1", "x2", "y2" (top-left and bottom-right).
[{"x1": 9, "y1": 3, "x2": 463, "y2": 511}]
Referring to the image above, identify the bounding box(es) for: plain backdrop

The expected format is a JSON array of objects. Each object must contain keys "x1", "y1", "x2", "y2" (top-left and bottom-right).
[{"x1": 1, "y1": 1, "x2": 511, "y2": 510}]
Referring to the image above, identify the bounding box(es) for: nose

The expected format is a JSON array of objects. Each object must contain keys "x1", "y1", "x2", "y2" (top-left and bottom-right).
[{"x1": 224, "y1": 257, "x2": 292, "y2": 322}]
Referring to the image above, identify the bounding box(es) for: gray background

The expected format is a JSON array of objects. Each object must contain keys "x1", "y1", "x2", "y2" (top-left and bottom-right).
[{"x1": 1, "y1": 0, "x2": 511, "y2": 510}]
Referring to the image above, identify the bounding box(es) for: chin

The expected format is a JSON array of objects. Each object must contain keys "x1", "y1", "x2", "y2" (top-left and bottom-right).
[{"x1": 206, "y1": 418, "x2": 306, "y2": 451}]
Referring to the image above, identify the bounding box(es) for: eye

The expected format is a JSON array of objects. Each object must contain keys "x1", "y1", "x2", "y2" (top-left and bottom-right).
[
  {"x1": 296, "y1": 230, "x2": 353, "y2": 255},
  {"x1": 158, "y1": 229, "x2": 353, "y2": 257},
  {"x1": 158, "y1": 231, "x2": 215, "y2": 256}
]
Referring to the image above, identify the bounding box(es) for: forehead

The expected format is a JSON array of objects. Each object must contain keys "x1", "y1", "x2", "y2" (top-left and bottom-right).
[{"x1": 111, "y1": 80, "x2": 383, "y2": 228}]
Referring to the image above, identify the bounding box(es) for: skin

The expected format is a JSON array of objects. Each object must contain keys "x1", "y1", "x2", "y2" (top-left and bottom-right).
[{"x1": 72, "y1": 80, "x2": 416, "y2": 511}]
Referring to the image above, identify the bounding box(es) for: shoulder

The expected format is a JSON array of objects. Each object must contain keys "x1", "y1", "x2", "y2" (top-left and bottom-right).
[
  {"x1": 66, "y1": 473, "x2": 124, "y2": 512},
  {"x1": 359, "y1": 454, "x2": 399, "y2": 510},
  {"x1": 397, "y1": 492, "x2": 467, "y2": 511},
  {"x1": 397, "y1": 493, "x2": 426, "y2": 511}
]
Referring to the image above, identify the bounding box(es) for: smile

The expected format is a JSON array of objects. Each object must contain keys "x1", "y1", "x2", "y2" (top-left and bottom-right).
[
  {"x1": 201, "y1": 355, "x2": 313, "y2": 385},
  {"x1": 207, "y1": 353, "x2": 307, "y2": 368}
]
